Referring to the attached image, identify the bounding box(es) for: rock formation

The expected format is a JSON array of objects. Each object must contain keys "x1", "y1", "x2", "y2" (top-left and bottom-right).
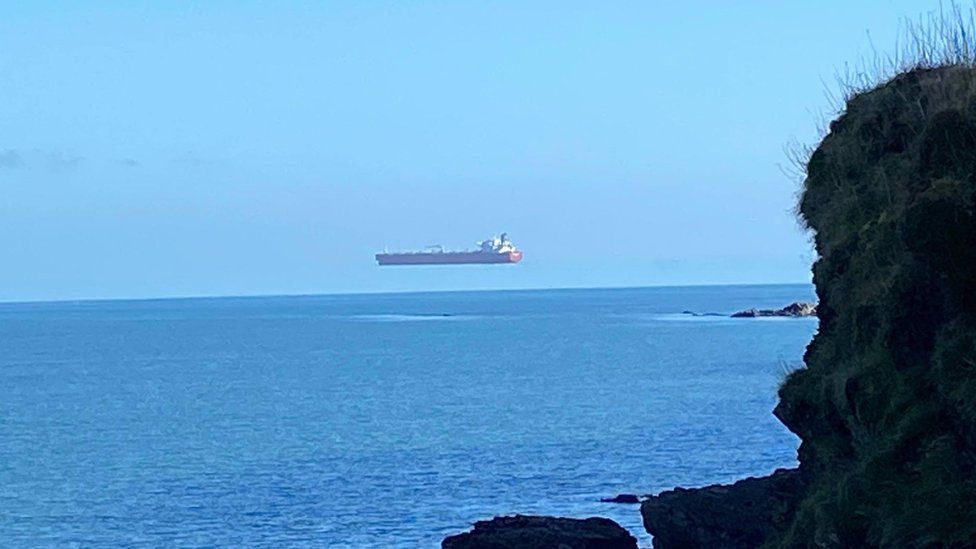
[
  {"x1": 641, "y1": 469, "x2": 802, "y2": 548},
  {"x1": 645, "y1": 64, "x2": 976, "y2": 547},
  {"x1": 773, "y1": 63, "x2": 976, "y2": 547},
  {"x1": 442, "y1": 515, "x2": 638, "y2": 549},
  {"x1": 730, "y1": 302, "x2": 817, "y2": 318}
]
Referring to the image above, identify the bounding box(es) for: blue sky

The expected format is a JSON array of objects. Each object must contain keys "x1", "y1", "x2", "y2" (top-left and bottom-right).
[{"x1": 0, "y1": 1, "x2": 928, "y2": 301}]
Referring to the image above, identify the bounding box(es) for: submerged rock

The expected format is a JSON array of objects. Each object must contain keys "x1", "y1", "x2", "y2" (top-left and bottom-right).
[
  {"x1": 442, "y1": 515, "x2": 637, "y2": 549},
  {"x1": 680, "y1": 310, "x2": 726, "y2": 317},
  {"x1": 730, "y1": 301, "x2": 816, "y2": 318},
  {"x1": 640, "y1": 468, "x2": 802, "y2": 549}
]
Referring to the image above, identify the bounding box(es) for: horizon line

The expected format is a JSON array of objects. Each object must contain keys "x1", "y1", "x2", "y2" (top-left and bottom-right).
[{"x1": 0, "y1": 280, "x2": 814, "y2": 307}]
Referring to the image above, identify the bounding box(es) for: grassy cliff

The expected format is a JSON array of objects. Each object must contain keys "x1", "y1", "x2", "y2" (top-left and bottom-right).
[{"x1": 773, "y1": 63, "x2": 976, "y2": 546}]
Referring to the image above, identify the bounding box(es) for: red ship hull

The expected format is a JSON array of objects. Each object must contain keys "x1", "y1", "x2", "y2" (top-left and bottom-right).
[{"x1": 376, "y1": 250, "x2": 522, "y2": 266}]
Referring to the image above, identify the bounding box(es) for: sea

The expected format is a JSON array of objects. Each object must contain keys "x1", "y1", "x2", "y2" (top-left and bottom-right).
[{"x1": 0, "y1": 284, "x2": 817, "y2": 547}]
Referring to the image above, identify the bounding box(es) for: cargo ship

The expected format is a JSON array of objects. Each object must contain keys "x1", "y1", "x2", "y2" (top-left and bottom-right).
[{"x1": 375, "y1": 233, "x2": 523, "y2": 266}]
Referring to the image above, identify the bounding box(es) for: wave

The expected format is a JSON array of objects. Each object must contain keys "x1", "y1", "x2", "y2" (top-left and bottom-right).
[{"x1": 348, "y1": 313, "x2": 474, "y2": 322}]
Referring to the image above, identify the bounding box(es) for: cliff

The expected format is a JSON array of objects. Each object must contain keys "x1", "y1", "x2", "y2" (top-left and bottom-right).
[
  {"x1": 773, "y1": 64, "x2": 976, "y2": 546},
  {"x1": 644, "y1": 64, "x2": 976, "y2": 547}
]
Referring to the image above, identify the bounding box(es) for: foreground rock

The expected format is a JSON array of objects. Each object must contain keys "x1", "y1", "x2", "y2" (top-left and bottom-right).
[
  {"x1": 442, "y1": 515, "x2": 637, "y2": 549},
  {"x1": 641, "y1": 468, "x2": 802, "y2": 548},
  {"x1": 730, "y1": 301, "x2": 816, "y2": 318}
]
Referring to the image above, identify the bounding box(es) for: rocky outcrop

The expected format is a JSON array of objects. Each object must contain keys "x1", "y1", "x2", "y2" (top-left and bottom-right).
[
  {"x1": 771, "y1": 64, "x2": 976, "y2": 546},
  {"x1": 730, "y1": 301, "x2": 816, "y2": 318},
  {"x1": 651, "y1": 63, "x2": 976, "y2": 546},
  {"x1": 650, "y1": 63, "x2": 976, "y2": 547},
  {"x1": 640, "y1": 469, "x2": 802, "y2": 548},
  {"x1": 442, "y1": 515, "x2": 637, "y2": 549}
]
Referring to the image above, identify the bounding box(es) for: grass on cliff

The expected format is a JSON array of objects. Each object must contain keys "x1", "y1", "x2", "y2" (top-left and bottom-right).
[{"x1": 786, "y1": 2, "x2": 976, "y2": 184}]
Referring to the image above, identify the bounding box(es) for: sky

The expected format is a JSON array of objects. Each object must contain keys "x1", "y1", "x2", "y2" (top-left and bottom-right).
[{"x1": 0, "y1": 1, "x2": 933, "y2": 301}]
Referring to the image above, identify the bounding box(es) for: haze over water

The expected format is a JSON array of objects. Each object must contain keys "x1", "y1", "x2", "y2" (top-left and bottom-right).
[{"x1": 0, "y1": 284, "x2": 816, "y2": 546}]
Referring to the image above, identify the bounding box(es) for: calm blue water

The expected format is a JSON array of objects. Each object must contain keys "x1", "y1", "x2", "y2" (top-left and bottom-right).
[{"x1": 0, "y1": 285, "x2": 816, "y2": 547}]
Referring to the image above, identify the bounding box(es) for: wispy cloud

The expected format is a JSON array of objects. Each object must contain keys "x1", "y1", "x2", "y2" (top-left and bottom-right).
[
  {"x1": 0, "y1": 149, "x2": 25, "y2": 169},
  {"x1": 44, "y1": 151, "x2": 83, "y2": 172},
  {"x1": 0, "y1": 148, "x2": 85, "y2": 172}
]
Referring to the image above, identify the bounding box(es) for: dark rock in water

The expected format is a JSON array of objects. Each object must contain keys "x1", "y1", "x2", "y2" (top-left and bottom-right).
[
  {"x1": 641, "y1": 468, "x2": 802, "y2": 549},
  {"x1": 600, "y1": 493, "x2": 641, "y2": 504},
  {"x1": 442, "y1": 515, "x2": 638, "y2": 549},
  {"x1": 730, "y1": 301, "x2": 816, "y2": 318}
]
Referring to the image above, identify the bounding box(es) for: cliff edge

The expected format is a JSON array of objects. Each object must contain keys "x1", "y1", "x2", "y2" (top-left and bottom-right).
[
  {"x1": 644, "y1": 64, "x2": 976, "y2": 547},
  {"x1": 775, "y1": 64, "x2": 976, "y2": 546}
]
